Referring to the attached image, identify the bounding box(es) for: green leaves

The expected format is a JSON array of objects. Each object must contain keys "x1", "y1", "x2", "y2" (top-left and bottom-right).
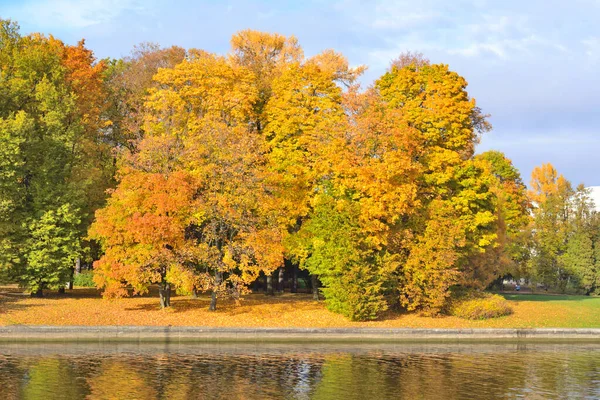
[
  {"x1": 0, "y1": 20, "x2": 110, "y2": 292},
  {"x1": 22, "y1": 205, "x2": 81, "y2": 291}
]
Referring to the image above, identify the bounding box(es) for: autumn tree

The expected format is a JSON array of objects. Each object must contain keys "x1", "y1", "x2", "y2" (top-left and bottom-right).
[
  {"x1": 103, "y1": 43, "x2": 186, "y2": 150},
  {"x1": 375, "y1": 58, "x2": 496, "y2": 314},
  {"x1": 0, "y1": 20, "x2": 112, "y2": 294},
  {"x1": 91, "y1": 50, "x2": 284, "y2": 309},
  {"x1": 229, "y1": 29, "x2": 303, "y2": 133},
  {"x1": 472, "y1": 151, "x2": 531, "y2": 286}
]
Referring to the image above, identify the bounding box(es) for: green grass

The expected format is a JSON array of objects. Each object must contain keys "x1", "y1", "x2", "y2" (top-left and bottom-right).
[{"x1": 490, "y1": 293, "x2": 600, "y2": 328}]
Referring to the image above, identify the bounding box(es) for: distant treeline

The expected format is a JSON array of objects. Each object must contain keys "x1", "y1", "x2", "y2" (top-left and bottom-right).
[{"x1": 0, "y1": 19, "x2": 598, "y2": 320}]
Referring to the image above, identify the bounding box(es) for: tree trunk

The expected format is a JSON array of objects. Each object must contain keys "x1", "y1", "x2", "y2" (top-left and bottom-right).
[
  {"x1": 75, "y1": 258, "x2": 81, "y2": 274},
  {"x1": 159, "y1": 282, "x2": 171, "y2": 308},
  {"x1": 31, "y1": 288, "x2": 43, "y2": 298},
  {"x1": 291, "y1": 264, "x2": 298, "y2": 294},
  {"x1": 266, "y1": 273, "x2": 274, "y2": 296},
  {"x1": 166, "y1": 283, "x2": 171, "y2": 306},
  {"x1": 209, "y1": 272, "x2": 222, "y2": 311},
  {"x1": 278, "y1": 267, "x2": 284, "y2": 293},
  {"x1": 192, "y1": 287, "x2": 199, "y2": 299},
  {"x1": 58, "y1": 287, "x2": 65, "y2": 294},
  {"x1": 311, "y1": 275, "x2": 320, "y2": 301},
  {"x1": 67, "y1": 266, "x2": 74, "y2": 290},
  {"x1": 209, "y1": 290, "x2": 218, "y2": 311}
]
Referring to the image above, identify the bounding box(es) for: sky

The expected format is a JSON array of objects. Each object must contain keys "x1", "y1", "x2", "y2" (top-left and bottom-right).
[{"x1": 1, "y1": 0, "x2": 599, "y2": 186}]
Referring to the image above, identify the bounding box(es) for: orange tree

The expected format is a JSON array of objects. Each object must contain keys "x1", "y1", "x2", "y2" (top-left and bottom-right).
[
  {"x1": 90, "y1": 50, "x2": 284, "y2": 309},
  {"x1": 289, "y1": 57, "x2": 498, "y2": 319}
]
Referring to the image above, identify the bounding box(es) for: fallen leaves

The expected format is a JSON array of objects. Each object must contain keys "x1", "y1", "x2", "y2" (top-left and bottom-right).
[{"x1": 0, "y1": 287, "x2": 598, "y2": 328}]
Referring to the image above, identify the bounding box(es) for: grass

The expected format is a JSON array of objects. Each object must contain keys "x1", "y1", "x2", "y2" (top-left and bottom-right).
[{"x1": 0, "y1": 287, "x2": 598, "y2": 328}]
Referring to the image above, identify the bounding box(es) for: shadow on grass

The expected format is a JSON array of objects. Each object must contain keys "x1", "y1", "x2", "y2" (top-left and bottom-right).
[
  {"x1": 123, "y1": 292, "x2": 326, "y2": 316},
  {"x1": 0, "y1": 294, "x2": 44, "y2": 317},
  {"x1": 500, "y1": 293, "x2": 596, "y2": 302}
]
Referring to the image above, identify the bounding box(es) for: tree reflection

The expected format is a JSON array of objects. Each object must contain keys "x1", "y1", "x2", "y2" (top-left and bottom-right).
[{"x1": 0, "y1": 345, "x2": 596, "y2": 399}]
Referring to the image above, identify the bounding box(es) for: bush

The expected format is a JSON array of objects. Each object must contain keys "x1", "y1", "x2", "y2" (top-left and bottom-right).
[
  {"x1": 73, "y1": 270, "x2": 96, "y2": 288},
  {"x1": 447, "y1": 289, "x2": 513, "y2": 320},
  {"x1": 322, "y1": 275, "x2": 388, "y2": 322}
]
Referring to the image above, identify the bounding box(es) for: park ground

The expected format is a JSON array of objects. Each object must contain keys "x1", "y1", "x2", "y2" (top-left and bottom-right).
[{"x1": 0, "y1": 286, "x2": 598, "y2": 328}]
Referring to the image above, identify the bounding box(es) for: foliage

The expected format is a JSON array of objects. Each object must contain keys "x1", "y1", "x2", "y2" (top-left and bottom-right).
[
  {"x1": 3, "y1": 20, "x2": 599, "y2": 320},
  {"x1": 471, "y1": 151, "x2": 531, "y2": 283},
  {"x1": 447, "y1": 289, "x2": 513, "y2": 320},
  {"x1": 102, "y1": 42, "x2": 186, "y2": 150},
  {"x1": 0, "y1": 20, "x2": 112, "y2": 293},
  {"x1": 91, "y1": 47, "x2": 284, "y2": 308},
  {"x1": 375, "y1": 59, "x2": 497, "y2": 314},
  {"x1": 289, "y1": 194, "x2": 391, "y2": 321},
  {"x1": 527, "y1": 164, "x2": 600, "y2": 294},
  {"x1": 73, "y1": 270, "x2": 96, "y2": 288}
]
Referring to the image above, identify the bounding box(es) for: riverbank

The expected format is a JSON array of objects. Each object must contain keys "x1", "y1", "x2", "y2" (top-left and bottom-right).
[
  {"x1": 0, "y1": 287, "x2": 599, "y2": 329},
  {"x1": 0, "y1": 326, "x2": 599, "y2": 342}
]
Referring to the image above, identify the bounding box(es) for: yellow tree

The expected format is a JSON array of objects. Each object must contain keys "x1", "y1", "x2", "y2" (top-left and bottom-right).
[
  {"x1": 229, "y1": 29, "x2": 303, "y2": 133},
  {"x1": 376, "y1": 58, "x2": 497, "y2": 314},
  {"x1": 91, "y1": 49, "x2": 284, "y2": 309},
  {"x1": 471, "y1": 151, "x2": 531, "y2": 286},
  {"x1": 287, "y1": 86, "x2": 421, "y2": 320}
]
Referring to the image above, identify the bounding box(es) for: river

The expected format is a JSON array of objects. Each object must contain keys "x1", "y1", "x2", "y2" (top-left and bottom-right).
[{"x1": 0, "y1": 342, "x2": 599, "y2": 399}]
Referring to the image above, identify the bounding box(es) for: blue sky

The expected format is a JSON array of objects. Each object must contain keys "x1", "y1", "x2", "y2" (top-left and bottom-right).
[{"x1": 1, "y1": 0, "x2": 599, "y2": 186}]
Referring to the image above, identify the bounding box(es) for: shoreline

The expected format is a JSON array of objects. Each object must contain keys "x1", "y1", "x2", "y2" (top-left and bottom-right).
[{"x1": 0, "y1": 326, "x2": 599, "y2": 342}]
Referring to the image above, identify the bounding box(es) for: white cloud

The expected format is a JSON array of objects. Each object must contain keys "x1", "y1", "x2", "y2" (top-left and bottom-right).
[
  {"x1": 5, "y1": 0, "x2": 147, "y2": 29},
  {"x1": 334, "y1": 0, "x2": 573, "y2": 65},
  {"x1": 583, "y1": 37, "x2": 600, "y2": 62}
]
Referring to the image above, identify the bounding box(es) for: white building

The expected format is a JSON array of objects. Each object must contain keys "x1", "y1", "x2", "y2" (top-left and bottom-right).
[{"x1": 588, "y1": 186, "x2": 600, "y2": 212}]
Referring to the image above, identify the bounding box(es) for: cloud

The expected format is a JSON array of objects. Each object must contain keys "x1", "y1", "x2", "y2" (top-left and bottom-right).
[
  {"x1": 332, "y1": 0, "x2": 575, "y2": 68},
  {"x1": 4, "y1": 0, "x2": 148, "y2": 30},
  {"x1": 583, "y1": 37, "x2": 600, "y2": 62}
]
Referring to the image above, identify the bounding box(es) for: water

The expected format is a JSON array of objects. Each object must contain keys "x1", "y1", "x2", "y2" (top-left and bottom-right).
[{"x1": 0, "y1": 342, "x2": 599, "y2": 399}]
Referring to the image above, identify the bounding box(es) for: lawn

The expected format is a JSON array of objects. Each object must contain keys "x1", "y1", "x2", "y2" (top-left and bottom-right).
[{"x1": 0, "y1": 287, "x2": 598, "y2": 328}]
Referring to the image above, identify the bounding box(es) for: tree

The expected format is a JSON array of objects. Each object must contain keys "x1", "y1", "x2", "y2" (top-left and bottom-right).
[
  {"x1": 528, "y1": 163, "x2": 574, "y2": 289},
  {"x1": 91, "y1": 49, "x2": 284, "y2": 309},
  {"x1": 289, "y1": 193, "x2": 392, "y2": 320},
  {"x1": 102, "y1": 43, "x2": 186, "y2": 150},
  {"x1": 0, "y1": 21, "x2": 111, "y2": 294},
  {"x1": 376, "y1": 59, "x2": 496, "y2": 314},
  {"x1": 561, "y1": 185, "x2": 600, "y2": 294},
  {"x1": 89, "y1": 169, "x2": 200, "y2": 307},
  {"x1": 229, "y1": 29, "x2": 303, "y2": 133},
  {"x1": 472, "y1": 151, "x2": 531, "y2": 285}
]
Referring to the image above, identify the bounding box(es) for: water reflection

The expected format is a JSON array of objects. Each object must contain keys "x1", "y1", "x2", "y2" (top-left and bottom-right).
[{"x1": 0, "y1": 342, "x2": 598, "y2": 399}]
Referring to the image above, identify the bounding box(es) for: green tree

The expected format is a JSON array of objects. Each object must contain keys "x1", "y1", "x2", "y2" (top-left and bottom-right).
[
  {"x1": 561, "y1": 185, "x2": 600, "y2": 294},
  {"x1": 529, "y1": 163, "x2": 574, "y2": 289},
  {"x1": 0, "y1": 21, "x2": 111, "y2": 294}
]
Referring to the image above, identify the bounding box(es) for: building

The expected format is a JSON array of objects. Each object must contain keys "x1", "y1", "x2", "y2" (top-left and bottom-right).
[{"x1": 589, "y1": 186, "x2": 600, "y2": 212}]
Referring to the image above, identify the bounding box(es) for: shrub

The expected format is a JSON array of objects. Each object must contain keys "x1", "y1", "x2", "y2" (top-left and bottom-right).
[
  {"x1": 73, "y1": 270, "x2": 96, "y2": 288},
  {"x1": 322, "y1": 272, "x2": 388, "y2": 322},
  {"x1": 447, "y1": 289, "x2": 513, "y2": 320}
]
